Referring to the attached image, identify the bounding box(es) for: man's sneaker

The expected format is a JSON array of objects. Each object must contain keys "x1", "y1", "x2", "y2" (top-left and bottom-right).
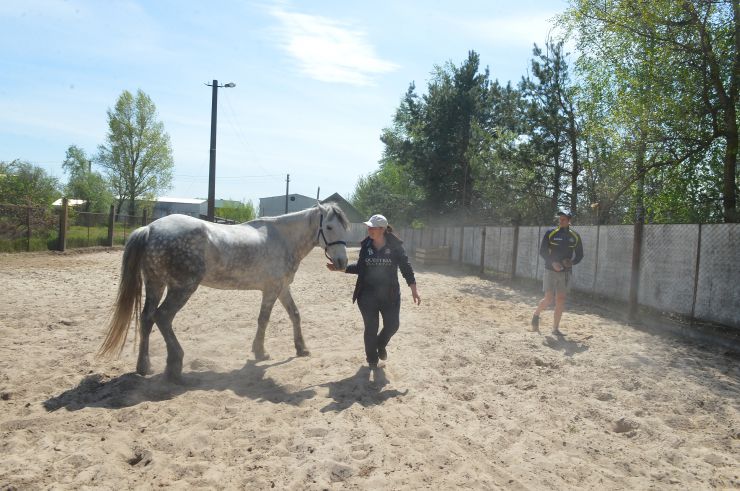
[
  {"x1": 531, "y1": 314, "x2": 540, "y2": 331},
  {"x1": 378, "y1": 346, "x2": 388, "y2": 361}
]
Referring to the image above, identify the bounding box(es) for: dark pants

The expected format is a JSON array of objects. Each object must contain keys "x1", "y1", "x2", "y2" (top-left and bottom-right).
[{"x1": 357, "y1": 290, "x2": 400, "y2": 364}]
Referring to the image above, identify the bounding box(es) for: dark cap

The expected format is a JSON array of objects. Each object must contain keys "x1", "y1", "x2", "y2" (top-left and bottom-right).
[{"x1": 556, "y1": 209, "x2": 573, "y2": 218}]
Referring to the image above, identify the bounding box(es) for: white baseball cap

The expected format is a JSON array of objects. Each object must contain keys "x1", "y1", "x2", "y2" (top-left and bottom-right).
[{"x1": 363, "y1": 214, "x2": 388, "y2": 228}]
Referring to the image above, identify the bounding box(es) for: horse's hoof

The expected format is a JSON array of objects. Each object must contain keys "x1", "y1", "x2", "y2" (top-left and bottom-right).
[
  {"x1": 296, "y1": 349, "x2": 310, "y2": 357},
  {"x1": 136, "y1": 362, "x2": 151, "y2": 376},
  {"x1": 254, "y1": 352, "x2": 270, "y2": 361}
]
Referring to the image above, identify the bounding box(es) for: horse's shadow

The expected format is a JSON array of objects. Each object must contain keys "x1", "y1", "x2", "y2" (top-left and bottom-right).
[
  {"x1": 318, "y1": 366, "x2": 408, "y2": 413},
  {"x1": 43, "y1": 358, "x2": 315, "y2": 412},
  {"x1": 543, "y1": 332, "x2": 589, "y2": 357}
]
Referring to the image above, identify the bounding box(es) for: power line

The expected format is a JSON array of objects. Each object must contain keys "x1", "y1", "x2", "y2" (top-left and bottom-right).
[
  {"x1": 220, "y1": 91, "x2": 283, "y2": 180},
  {"x1": 174, "y1": 173, "x2": 281, "y2": 179}
]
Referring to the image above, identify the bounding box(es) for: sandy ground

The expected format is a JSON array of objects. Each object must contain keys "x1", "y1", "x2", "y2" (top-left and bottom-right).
[{"x1": 0, "y1": 247, "x2": 738, "y2": 490}]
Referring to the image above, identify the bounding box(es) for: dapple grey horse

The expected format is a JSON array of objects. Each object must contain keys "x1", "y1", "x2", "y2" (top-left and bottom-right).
[{"x1": 98, "y1": 202, "x2": 349, "y2": 381}]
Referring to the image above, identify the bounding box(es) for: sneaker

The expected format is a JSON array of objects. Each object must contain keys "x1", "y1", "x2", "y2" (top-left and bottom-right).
[
  {"x1": 378, "y1": 346, "x2": 387, "y2": 361},
  {"x1": 531, "y1": 314, "x2": 540, "y2": 330}
]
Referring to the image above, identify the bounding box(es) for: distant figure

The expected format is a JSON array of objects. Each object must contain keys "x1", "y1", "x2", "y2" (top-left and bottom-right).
[
  {"x1": 531, "y1": 210, "x2": 584, "y2": 335},
  {"x1": 327, "y1": 214, "x2": 420, "y2": 368}
]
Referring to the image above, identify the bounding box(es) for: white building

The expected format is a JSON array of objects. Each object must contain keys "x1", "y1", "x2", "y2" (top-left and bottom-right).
[
  {"x1": 152, "y1": 197, "x2": 208, "y2": 219},
  {"x1": 258, "y1": 193, "x2": 316, "y2": 217},
  {"x1": 52, "y1": 198, "x2": 87, "y2": 207}
]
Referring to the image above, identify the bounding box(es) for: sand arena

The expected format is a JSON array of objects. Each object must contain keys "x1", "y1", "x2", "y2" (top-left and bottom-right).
[{"x1": 0, "y1": 247, "x2": 738, "y2": 489}]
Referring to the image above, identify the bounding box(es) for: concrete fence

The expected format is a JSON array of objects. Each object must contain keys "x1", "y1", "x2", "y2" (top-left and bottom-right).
[{"x1": 397, "y1": 223, "x2": 740, "y2": 330}]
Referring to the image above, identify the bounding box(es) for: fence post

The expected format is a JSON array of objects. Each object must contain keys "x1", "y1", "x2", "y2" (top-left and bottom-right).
[
  {"x1": 107, "y1": 205, "x2": 115, "y2": 247},
  {"x1": 142, "y1": 209, "x2": 148, "y2": 226},
  {"x1": 534, "y1": 226, "x2": 542, "y2": 279},
  {"x1": 511, "y1": 222, "x2": 520, "y2": 280},
  {"x1": 58, "y1": 198, "x2": 68, "y2": 251},
  {"x1": 26, "y1": 206, "x2": 32, "y2": 252},
  {"x1": 628, "y1": 217, "x2": 645, "y2": 320},
  {"x1": 689, "y1": 223, "x2": 702, "y2": 326},
  {"x1": 479, "y1": 227, "x2": 486, "y2": 275},
  {"x1": 591, "y1": 224, "x2": 601, "y2": 296},
  {"x1": 459, "y1": 227, "x2": 465, "y2": 264}
]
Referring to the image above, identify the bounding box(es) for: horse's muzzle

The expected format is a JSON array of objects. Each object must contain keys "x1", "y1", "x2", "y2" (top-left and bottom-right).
[{"x1": 333, "y1": 255, "x2": 348, "y2": 271}]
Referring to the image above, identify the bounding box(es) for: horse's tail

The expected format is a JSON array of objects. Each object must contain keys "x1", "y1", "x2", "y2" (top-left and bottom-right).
[{"x1": 97, "y1": 226, "x2": 149, "y2": 359}]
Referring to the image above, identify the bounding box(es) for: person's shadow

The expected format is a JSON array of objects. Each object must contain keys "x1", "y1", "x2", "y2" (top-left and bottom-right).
[
  {"x1": 43, "y1": 358, "x2": 315, "y2": 411},
  {"x1": 543, "y1": 332, "x2": 589, "y2": 357},
  {"x1": 319, "y1": 366, "x2": 408, "y2": 413}
]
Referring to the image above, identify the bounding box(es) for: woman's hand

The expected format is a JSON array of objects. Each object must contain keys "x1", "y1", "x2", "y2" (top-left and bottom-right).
[{"x1": 410, "y1": 283, "x2": 421, "y2": 305}]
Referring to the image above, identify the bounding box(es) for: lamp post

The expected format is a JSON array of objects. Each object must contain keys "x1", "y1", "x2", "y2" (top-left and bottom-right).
[{"x1": 205, "y1": 79, "x2": 236, "y2": 221}]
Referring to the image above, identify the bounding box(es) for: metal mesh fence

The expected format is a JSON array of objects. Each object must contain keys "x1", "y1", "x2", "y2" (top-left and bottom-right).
[
  {"x1": 462, "y1": 227, "x2": 481, "y2": 266},
  {"x1": 693, "y1": 224, "x2": 740, "y2": 327},
  {"x1": 569, "y1": 225, "x2": 598, "y2": 294},
  {"x1": 66, "y1": 210, "x2": 112, "y2": 248},
  {"x1": 638, "y1": 224, "x2": 698, "y2": 316},
  {"x1": 592, "y1": 225, "x2": 633, "y2": 303},
  {"x1": 482, "y1": 226, "x2": 516, "y2": 276},
  {"x1": 515, "y1": 226, "x2": 541, "y2": 280},
  {"x1": 398, "y1": 221, "x2": 739, "y2": 329},
  {"x1": 111, "y1": 213, "x2": 142, "y2": 247},
  {"x1": 0, "y1": 204, "x2": 151, "y2": 252},
  {"x1": 2, "y1": 199, "x2": 737, "y2": 329},
  {"x1": 0, "y1": 203, "x2": 59, "y2": 252}
]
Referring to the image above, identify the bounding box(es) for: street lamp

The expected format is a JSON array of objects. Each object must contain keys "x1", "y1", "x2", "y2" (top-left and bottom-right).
[{"x1": 205, "y1": 79, "x2": 236, "y2": 221}]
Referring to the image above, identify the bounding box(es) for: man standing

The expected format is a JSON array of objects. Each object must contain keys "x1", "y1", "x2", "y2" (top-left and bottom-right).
[{"x1": 531, "y1": 210, "x2": 584, "y2": 335}]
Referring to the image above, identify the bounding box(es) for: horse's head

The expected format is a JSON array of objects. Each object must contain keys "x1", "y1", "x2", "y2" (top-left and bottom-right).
[{"x1": 317, "y1": 202, "x2": 349, "y2": 270}]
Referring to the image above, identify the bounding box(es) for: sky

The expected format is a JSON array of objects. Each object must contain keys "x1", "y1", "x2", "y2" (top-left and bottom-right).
[{"x1": 0, "y1": 0, "x2": 568, "y2": 207}]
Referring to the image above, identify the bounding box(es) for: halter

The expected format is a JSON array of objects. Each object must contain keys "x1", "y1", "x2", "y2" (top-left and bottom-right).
[{"x1": 317, "y1": 213, "x2": 347, "y2": 260}]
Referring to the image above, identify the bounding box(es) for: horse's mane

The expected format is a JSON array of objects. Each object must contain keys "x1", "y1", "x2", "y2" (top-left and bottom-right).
[
  {"x1": 243, "y1": 202, "x2": 349, "y2": 229},
  {"x1": 321, "y1": 202, "x2": 349, "y2": 229}
]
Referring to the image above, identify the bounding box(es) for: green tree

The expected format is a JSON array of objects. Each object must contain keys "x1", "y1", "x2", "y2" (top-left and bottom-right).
[
  {"x1": 351, "y1": 161, "x2": 423, "y2": 226},
  {"x1": 518, "y1": 41, "x2": 585, "y2": 221},
  {"x1": 62, "y1": 145, "x2": 113, "y2": 213},
  {"x1": 563, "y1": 0, "x2": 739, "y2": 223},
  {"x1": 96, "y1": 89, "x2": 174, "y2": 216},
  {"x1": 0, "y1": 160, "x2": 61, "y2": 206},
  {"x1": 379, "y1": 51, "x2": 495, "y2": 222},
  {"x1": 217, "y1": 200, "x2": 256, "y2": 222}
]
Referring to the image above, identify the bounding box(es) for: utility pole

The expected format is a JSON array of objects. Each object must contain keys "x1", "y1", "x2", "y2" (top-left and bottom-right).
[
  {"x1": 205, "y1": 79, "x2": 235, "y2": 221},
  {"x1": 284, "y1": 174, "x2": 290, "y2": 214}
]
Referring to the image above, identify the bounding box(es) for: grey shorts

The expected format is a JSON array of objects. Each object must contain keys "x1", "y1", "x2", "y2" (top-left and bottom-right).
[{"x1": 543, "y1": 269, "x2": 571, "y2": 294}]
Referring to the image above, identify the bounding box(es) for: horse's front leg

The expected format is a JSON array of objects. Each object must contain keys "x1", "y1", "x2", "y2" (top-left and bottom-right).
[
  {"x1": 252, "y1": 289, "x2": 279, "y2": 361},
  {"x1": 279, "y1": 286, "x2": 309, "y2": 357}
]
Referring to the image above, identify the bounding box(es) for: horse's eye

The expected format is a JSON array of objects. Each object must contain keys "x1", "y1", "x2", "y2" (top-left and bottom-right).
[{"x1": 327, "y1": 226, "x2": 333, "y2": 231}]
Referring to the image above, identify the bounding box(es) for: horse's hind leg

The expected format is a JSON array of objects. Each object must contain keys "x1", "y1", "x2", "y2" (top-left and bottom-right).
[
  {"x1": 252, "y1": 289, "x2": 279, "y2": 361},
  {"x1": 136, "y1": 279, "x2": 165, "y2": 376},
  {"x1": 154, "y1": 285, "x2": 198, "y2": 382},
  {"x1": 279, "y1": 286, "x2": 309, "y2": 357}
]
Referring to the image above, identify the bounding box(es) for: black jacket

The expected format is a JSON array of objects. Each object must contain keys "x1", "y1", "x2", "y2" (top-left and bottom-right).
[
  {"x1": 345, "y1": 233, "x2": 416, "y2": 303},
  {"x1": 539, "y1": 226, "x2": 584, "y2": 272}
]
